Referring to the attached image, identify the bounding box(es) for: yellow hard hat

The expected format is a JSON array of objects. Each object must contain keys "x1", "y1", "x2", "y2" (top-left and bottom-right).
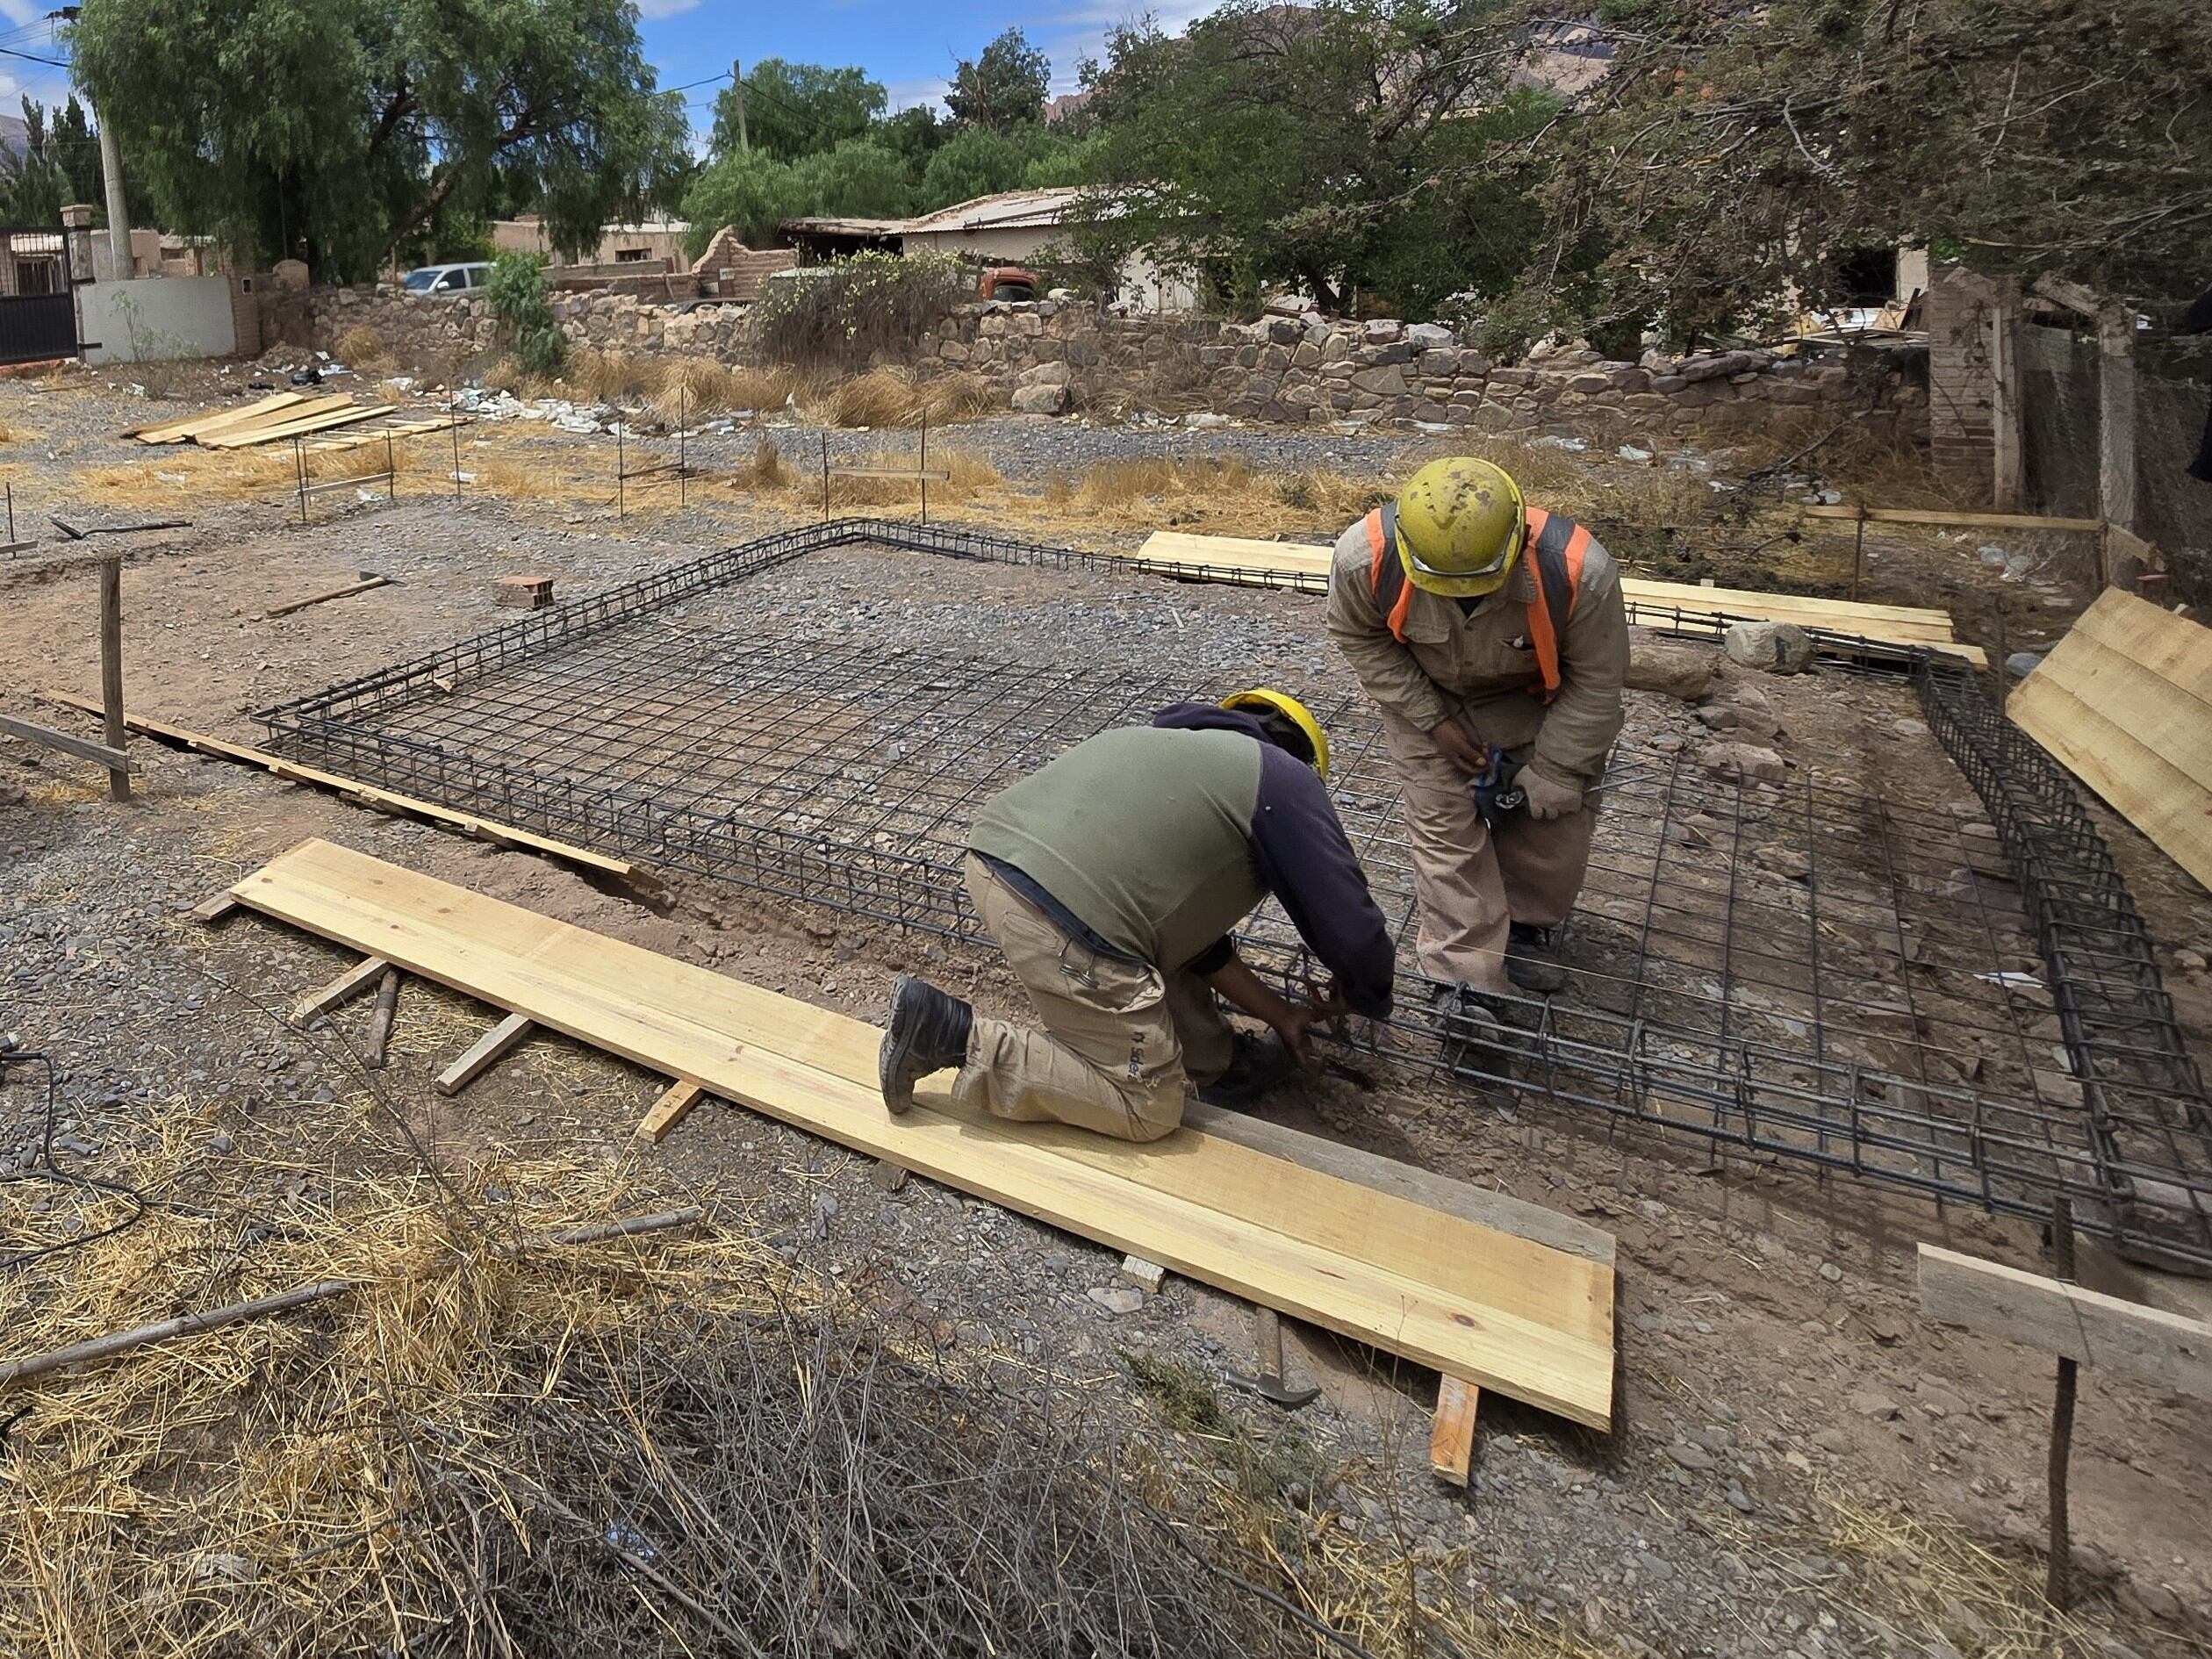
[
  {"x1": 1221, "y1": 688, "x2": 1330, "y2": 779},
  {"x1": 1395, "y1": 457, "x2": 1526, "y2": 597}
]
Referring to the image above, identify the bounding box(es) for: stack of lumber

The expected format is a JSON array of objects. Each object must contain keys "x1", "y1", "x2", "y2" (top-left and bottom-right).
[
  {"x1": 2009, "y1": 588, "x2": 2212, "y2": 889},
  {"x1": 1127, "y1": 530, "x2": 1986, "y2": 665},
  {"x1": 305, "y1": 414, "x2": 469, "y2": 454},
  {"x1": 126, "y1": 391, "x2": 391, "y2": 449},
  {"x1": 227, "y1": 838, "x2": 1619, "y2": 1431}
]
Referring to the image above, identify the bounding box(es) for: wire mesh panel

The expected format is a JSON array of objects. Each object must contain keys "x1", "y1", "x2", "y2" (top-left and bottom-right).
[{"x1": 262, "y1": 519, "x2": 2212, "y2": 1266}]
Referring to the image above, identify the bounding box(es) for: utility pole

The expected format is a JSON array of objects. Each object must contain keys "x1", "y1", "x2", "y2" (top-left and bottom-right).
[
  {"x1": 731, "y1": 59, "x2": 749, "y2": 153},
  {"x1": 50, "y1": 8, "x2": 129, "y2": 276}
]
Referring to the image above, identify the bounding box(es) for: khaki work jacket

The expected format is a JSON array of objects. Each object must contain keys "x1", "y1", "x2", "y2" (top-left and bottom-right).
[{"x1": 1325, "y1": 515, "x2": 1630, "y2": 786}]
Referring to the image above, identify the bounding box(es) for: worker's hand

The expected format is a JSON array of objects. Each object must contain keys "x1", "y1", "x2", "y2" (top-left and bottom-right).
[
  {"x1": 1272, "y1": 985, "x2": 1349, "y2": 1068},
  {"x1": 1428, "y1": 716, "x2": 1488, "y2": 775},
  {"x1": 1519, "y1": 765, "x2": 1584, "y2": 821}
]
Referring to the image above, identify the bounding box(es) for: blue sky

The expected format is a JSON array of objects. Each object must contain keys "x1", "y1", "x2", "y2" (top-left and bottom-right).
[
  {"x1": 635, "y1": 0, "x2": 1213, "y2": 126},
  {"x1": 0, "y1": 0, "x2": 1216, "y2": 140}
]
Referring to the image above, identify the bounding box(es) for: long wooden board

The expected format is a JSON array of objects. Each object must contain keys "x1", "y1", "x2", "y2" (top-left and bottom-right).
[
  {"x1": 1919, "y1": 1244, "x2": 2212, "y2": 1400},
  {"x1": 180, "y1": 393, "x2": 356, "y2": 447},
  {"x1": 1126, "y1": 531, "x2": 1986, "y2": 664},
  {"x1": 40, "y1": 693, "x2": 634, "y2": 879},
  {"x1": 129, "y1": 391, "x2": 312, "y2": 443},
  {"x1": 199, "y1": 402, "x2": 393, "y2": 449},
  {"x1": 228, "y1": 839, "x2": 1617, "y2": 1427},
  {"x1": 2008, "y1": 589, "x2": 2212, "y2": 889}
]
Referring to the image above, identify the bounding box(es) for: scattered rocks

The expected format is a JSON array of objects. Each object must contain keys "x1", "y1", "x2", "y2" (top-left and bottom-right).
[
  {"x1": 1086, "y1": 1285, "x2": 1145, "y2": 1316},
  {"x1": 1723, "y1": 620, "x2": 1816, "y2": 674},
  {"x1": 1846, "y1": 1390, "x2": 1902, "y2": 1421},
  {"x1": 1666, "y1": 1441, "x2": 1717, "y2": 1472},
  {"x1": 1700, "y1": 742, "x2": 1787, "y2": 783},
  {"x1": 2005, "y1": 650, "x2": 2047, "y2": 679}
]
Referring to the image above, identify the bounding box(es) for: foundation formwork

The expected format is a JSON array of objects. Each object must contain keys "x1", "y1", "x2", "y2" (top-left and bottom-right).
[{"x1": 261, "y1": 519, "x2": 2212, "y2": 1270}]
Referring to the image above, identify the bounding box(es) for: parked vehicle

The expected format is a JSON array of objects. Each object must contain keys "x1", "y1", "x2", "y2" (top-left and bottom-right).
[
  {"x1": 978, "y1": 266, "x2": 1041, "y2": 302},
  {"x1": 402, "y1": 262, "x2": 492, "y2": 297}
]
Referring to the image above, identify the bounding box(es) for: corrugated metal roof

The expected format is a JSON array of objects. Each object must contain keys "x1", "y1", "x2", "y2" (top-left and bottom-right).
[{"x1": 900, "y1": 188, "x2": 1084, "y2": 237}]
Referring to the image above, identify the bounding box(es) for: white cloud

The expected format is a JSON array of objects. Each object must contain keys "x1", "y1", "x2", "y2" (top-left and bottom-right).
[
  {"x1": 634, "y1": 0, "x2": 701, "y2": 17},
  {"x1": 884, "y1": 75, "x2": 951, "y2": 112},
  {"x1": 0, "y1": 0, "x2": 42, "y2": 28},
  {"x1": 1025, "y1": 0, "x2": 1217, "y2": 93}
]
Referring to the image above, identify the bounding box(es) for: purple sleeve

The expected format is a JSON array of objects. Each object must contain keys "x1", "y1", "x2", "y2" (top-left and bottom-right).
[{"x1": 1248, "y1": 745, "x2": 1397, "y2": 1019}]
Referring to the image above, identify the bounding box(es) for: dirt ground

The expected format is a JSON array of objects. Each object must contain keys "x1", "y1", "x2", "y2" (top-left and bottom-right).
[{"x1": 4, "y1": 366, "x2": 2210, "y2": 1657}]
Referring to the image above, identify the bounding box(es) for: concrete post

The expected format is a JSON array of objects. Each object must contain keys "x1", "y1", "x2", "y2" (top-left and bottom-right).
[
  {"x1": 2097, "y1": 305, "x2": 2138, "y2": 537},
  {"x1": 1990, "y1": 283, "x2": 2024, "y2": 511},
  {"x1": 95, "y1": 107, "x2": 131, "y2": 277}
]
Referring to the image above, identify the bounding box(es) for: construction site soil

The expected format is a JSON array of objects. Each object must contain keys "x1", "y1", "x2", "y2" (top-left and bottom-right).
[{"x1": 4, "y1": 369, "x2": 2209, "y2": 1656}]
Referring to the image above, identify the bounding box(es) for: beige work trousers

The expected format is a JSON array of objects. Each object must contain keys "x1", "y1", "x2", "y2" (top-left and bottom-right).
[
  {"x1": 952, "y1": 853, "x2": 1235, "y2": 1142},
  {"x1": 1380, "y1": 707, "x2": 1598, "y2": 994}
]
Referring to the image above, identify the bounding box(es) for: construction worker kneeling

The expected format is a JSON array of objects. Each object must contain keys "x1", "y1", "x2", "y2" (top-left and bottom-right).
[
  {"x1": 878, "y1": 693, "x2": 1396, "y2": 1141},
  {"x1": 1327, "y1": 457, "x2": 1627, "y2": 1002}
]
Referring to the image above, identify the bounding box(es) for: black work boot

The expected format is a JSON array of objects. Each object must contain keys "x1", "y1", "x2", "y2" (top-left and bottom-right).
[
  {"x1": 879, "y1": 975, "x2": 973, "y2": 1115},
  {"x1": 1505, "y1": 923, "x2": 1570, "y2": 995},
  {"x1": 1196, "y1": 1031, "x2": 1300, "y2": 1108}
]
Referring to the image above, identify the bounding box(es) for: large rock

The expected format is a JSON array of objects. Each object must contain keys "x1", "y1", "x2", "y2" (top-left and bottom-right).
[
  {"x1": 1701, "y1": 742, "x2": 1787, "y2": 784},
  {"x1": 1016, "y1": 360, "x2": 1070, "y2": 388},
  {"x1": 1723, "y1": 620, "x2": 1816, "y2": 674},
  {"x1": 1404, "y1": 321, "x2": 1456, "y2": 350},
  {"x1": 1625, "y1": 631, "x2": 1715, "y2": 700},
  {"x1": 1009, "y1": 383, "x2": 1071, "y2": 415}
]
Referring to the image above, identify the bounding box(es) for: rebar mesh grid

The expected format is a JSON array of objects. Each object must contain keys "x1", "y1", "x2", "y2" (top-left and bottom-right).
[{"x1": 261, "y1": 518, "x2": 2212, "y2": 1266}]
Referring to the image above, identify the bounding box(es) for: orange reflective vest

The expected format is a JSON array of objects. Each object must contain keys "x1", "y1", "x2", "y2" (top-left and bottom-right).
[{"x1": 1364, "y1": 503, "x2": 1591, "y2": 700}]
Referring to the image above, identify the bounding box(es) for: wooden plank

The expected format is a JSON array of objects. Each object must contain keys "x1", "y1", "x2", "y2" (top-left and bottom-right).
[
  {"x1": 98, "y1": 557, "x2": 128, "y2": 802},
  {"x1": 436, "y1": 1011, "x2": 535, "y2": 1096},
  {"x1": 128, "y1": 391, "x2": 309, "y2": 443},
  {"x1": 1799, "y1": 504, "x2": 2104, "y2": 534},
  {"x1": 291, "y1": 953, "x2": 392, "y2": 1025},
  {"x1": 827, "y1": 466, "x2": 954, "y2": 482},
  {"x1": 190, "y1": 893, "x2": 241, "y2": 925},
  {"x1": 1120, "y1": 1254, "x2": 1167, "y2": 1293},
  {"x1": 305, "y1": 416, "x2": 470, "y2": 454},
  {"x1": 2098, "y1": 306, "x2": 2138, "y2": 542},
  {"x1": 170, "y1": 392, "x2": 355, "y2": 446},
  {"x1": 1125, "y1": 531, "x2": 1985, "y2": 664},
  {"x1": 38, "y1": 692, "x2": 636, "y2": 880},
  {"x1": 1430, "y1": 1376, "x2": 1481, "y2": 1486},
  {"x1": 0, "y1": 714, "x2": 139, "y2": 773},
  {"x1": 265, "y1": 575, "x2": 390, "y2": 619},
  {"x1": 1918, "y1": 1244, "x2": 2212, "y2": 1402},
  {"x1": 226, "y1": 839, "x2": 1617, "y2": 1428},
  {"x1": 2008, "y1": 590, "x2": 2212, "y2": 888},
  {"x1": 199, "y1": 403, "x2": 393, "y2": 449},
  {"x1": 636, "y1": 1079, "x2": 707, "y2": 1144},
  {"x1": 1181, "y1": 1102, "x2": 1615, "y2": 1266}
]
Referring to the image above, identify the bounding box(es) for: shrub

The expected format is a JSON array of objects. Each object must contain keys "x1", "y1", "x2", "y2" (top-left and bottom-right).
[
  {"x1": 485, "y1": 252, "x2": 566, "y2": 378},
  {"x1": 752, "y1": 252, "x2": 968, "y2": 370}
]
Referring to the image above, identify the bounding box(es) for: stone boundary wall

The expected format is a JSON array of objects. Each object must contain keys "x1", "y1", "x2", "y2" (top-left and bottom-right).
[{"x1": 263, "y1": 284, "x2": 1927, "y2": 444}]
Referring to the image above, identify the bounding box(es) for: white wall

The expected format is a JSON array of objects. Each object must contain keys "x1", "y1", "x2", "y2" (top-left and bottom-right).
[
  {"x1": 78, "y1": 276, "x2": 238, "y2": 364},
  {"x1": 903, "y1": 225, "x2": 1196, "y2": 314}
]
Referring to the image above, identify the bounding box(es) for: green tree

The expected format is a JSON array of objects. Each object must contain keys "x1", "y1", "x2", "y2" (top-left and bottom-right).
[
  {"x1": 915, "y1": 124, "x2": 1092, "y2": 212},
  {"x1": 947, "y1": 28, "x2": 1051, "y2": 133},
  {"x1": 66, "y1": 0, "x2": 688, "y2": 281},
  {"x1": 1540, "y1": 0, "x2": 2212, "y2": 333},
  {"x1": 713, "y1": 59, "x2": 887, "y2": 161},
  {"x1": 1077, "y1": 1, "x2": 1554, "y2": 317},
  {"x1": 681, "y1": 139, "x2": 913, "y2": 253}
]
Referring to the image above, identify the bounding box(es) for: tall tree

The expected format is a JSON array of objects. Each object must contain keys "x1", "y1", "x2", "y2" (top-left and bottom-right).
[
  {"x1": 67, "y1": 0, "x2": 688, "y2": 280},
  {"x1": 1077, "y1": 1, "x2": 1554, "y2": 317},
  {"x1": 713, "y1": 60, "x2": 887, "y2": 161},
  {"x1": 1538, "y1": 0, "x2": 2212, "y2": 334},
  {"x1": 947, "y1": 28, "x2": 1051, "y2": 133},
  {"x1": 682, "y1": 139, "x2": 913, "y2": 252}
]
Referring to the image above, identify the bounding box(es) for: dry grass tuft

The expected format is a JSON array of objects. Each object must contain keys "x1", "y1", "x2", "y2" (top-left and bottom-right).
[
  {"x1": 822, "y1": 442, "x2": 1003, "y2": 512},
  {"x1": 333, "y1": 324, "x2": 391, "y2": 370},
  {"x1": 917, "y1": 370, "x2": 997, "y2": 423},
  {"x1": 478, "y1": 356, "x2": 532, "y2": 396},
  {"x1": 564, "y1": 347, "x2": 657, "y2": 404},
  {"x1": 822, "y1": 367, "x2": 926, "y2": 428}
]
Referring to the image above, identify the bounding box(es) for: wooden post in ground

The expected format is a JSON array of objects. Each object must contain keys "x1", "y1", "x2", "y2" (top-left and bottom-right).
[
  {"x1": 2097, "y1": 304, "x2": 2138, "y2": 589},
  {"x1": 2046, "y1": 1200, "x2": 2079, "y2": 1611},
  {"x1": 1990, "y1": 284, "x2": 2024, "y2": 511},
  {"x1": 97, "y1": 556, "x2": 127, "y2": 802}
]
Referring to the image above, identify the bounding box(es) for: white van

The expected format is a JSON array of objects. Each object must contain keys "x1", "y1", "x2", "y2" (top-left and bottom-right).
[{"x1": 402, "y1": 262, "x2": 493, "y2": 298}]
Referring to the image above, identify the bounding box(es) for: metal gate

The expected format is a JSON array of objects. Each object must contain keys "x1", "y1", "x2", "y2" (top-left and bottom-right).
[{"x1": 0, "y1": 227, "x2": 78, "y2": 364}]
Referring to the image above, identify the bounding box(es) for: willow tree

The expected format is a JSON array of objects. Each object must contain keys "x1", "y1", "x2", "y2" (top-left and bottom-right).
[{"x1": 68, "y1": 0, "x2": 688, "y2": 279}]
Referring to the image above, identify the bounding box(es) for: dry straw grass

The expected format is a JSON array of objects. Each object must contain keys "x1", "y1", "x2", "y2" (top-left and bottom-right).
[
  {"x1": 816, "y1": 367, "x2": 998, "y2": 429},
  {"x1": 333, "y1": 323, "x2": 391, "y2": 370}
]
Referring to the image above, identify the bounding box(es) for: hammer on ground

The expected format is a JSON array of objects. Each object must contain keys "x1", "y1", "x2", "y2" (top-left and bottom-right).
[{"x1": 1229, "y1": 1305, "x2": 1320, "y2": 1410}]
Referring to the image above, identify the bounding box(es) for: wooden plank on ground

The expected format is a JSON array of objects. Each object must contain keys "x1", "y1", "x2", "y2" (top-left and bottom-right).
[
  {"x1": 199, "y1": 402, "x2": 393, "y2": 449},
  {"x1": 2007, "y1": 589, "x2": 2212, "y2": 889},
  {"x1": 0, "y1": 713, "x2": 138, "y2": 773},
  {"x1": 1430, "y1": 1376, "x2": 1481, "y2": 1486},
  {"x1": 226, "y1": 838, "x2": 1618, "y2": 1429},
  {"x1": 265, "y1": 575, "x2": 391, "y2": 618},
  {"x1": 128, "y1": 391, "x2": 309, "y2": 443},
  {"x1": 292, "y1": 953, "x2": 391, "y2": 1024},
  {"x1": 436, "y1": 1011, "x2": 535, "y2": 1096},
  {"x1": 39, "y1": 692, "x2": 635, "y2": 880},
  {"x1": 1801, "y1": 505, "x2": 2104, "y2": 534},
  {"x1": 190, "y1": 893, "x2": 242, "y2": 925},
  {"x1": 305, "y1": 416, "x2": 470, "y2": 455},
  {"x1": 174, "y1": 392, "x2": 354, "y2": 447},
  {"x1": 1124, "y1": 531, "x2": 1986, "y2": 664},
  {"x1": 636, "y1": 1079, "x2": 707, "y2": 1144},
  {"x1": 1918, "y1": 1244, "x2": 2212, "y2": 1401}
]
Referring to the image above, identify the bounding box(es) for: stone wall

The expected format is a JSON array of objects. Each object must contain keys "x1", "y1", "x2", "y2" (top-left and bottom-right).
[
  {"x1": 264, "y1": 284, "x2": 1927, "y2": 445},
  {"x1": 1926, "y1": 265, "x2": 2007, "y2": 494}
]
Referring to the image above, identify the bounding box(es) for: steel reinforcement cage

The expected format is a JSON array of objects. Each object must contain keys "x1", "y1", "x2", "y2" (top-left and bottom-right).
[{"x1": 259, "y1": 516, "x2": 2212, "y2": 1270}]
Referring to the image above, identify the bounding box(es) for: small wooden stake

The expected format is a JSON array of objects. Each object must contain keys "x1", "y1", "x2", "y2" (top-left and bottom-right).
[
  {"x1": 363, "y1": 968, "x2": 400, "y2": 1068},
  {"x1": 636, "y1": 1079, "x2": 706, "y2": 1144},
  {"x1": 2047, "y1": 1199, "x2": 2078, "y2": 1611},
  {"x1": 1430, "y1": 1376, "x2": 1481, "y2": 1488},
  {"x1": 435, "y1": 1011, "x2": 534, "y2": 1097},
  {"x1": 190, "y1": 893, "x2": 241, "y2": 925},
  {"x1": 292, "y1": 954, "x2": 392, "y2": 1026},
  {"x1": 98, "y1": 556, "x2": 127, "y2": 801}
]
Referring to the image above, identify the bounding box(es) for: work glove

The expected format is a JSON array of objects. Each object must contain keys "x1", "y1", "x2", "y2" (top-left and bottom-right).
[{"x1": 1519, "y1": 765, "x2": 1584, "y2": 822}]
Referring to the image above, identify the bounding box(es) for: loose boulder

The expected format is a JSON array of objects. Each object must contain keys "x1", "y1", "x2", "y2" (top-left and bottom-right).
[
  {"x1": 1010, "y1": 383, "x2": 1072, "y2": 415},
  {"x1": 1723, "y1": 620, "x2": 1815, "y2": 674},
  {"x1": 1624, "y1": 631, "x2": 1714, "y2": 700},
  {"x1": 1700, "y1": 742, "x2": 1787, "y2": 784}
]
